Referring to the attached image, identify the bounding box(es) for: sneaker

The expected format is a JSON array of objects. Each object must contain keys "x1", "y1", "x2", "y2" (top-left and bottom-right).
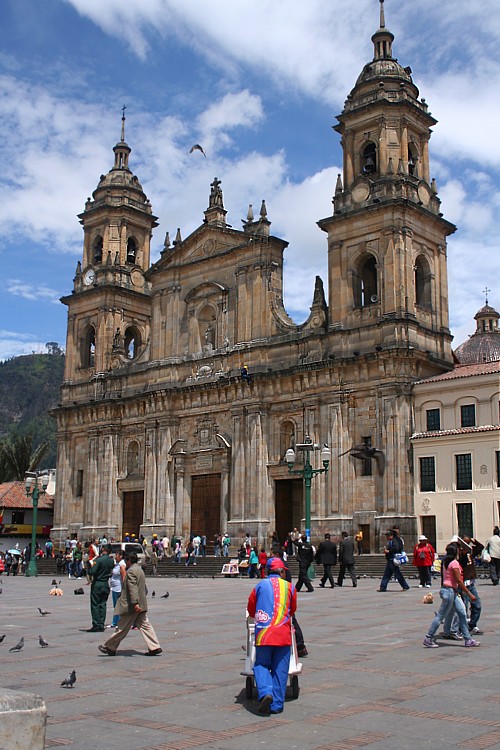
[
  {"x1": 464, "y1": 638, "x2": 480, "y2": 647},
  {"x1": 470, "y1": 627, "x2": 484, "y2": 635},
  {"x1": 423, "y1": 637, "x2": 439, "y2": 648},
  {"x1": 425, "y1": 584, "x2": 432, "y2": 588},
  {"x1": 258, "y1": 694, "x2": 273, "y2": 714},
  {"x1": 442, "y1": 633, "x2": 463, "y2": 641},
  {"x1": 418, "y1": 584, "x2": 424, "y2": 588}
]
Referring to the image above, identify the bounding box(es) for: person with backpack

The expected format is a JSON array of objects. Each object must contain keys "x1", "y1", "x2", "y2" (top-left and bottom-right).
[{"x1": 377, "y1": 529, "x2": 410, "y2": 592}]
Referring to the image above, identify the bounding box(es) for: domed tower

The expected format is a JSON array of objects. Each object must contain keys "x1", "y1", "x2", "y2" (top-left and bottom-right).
[
  {"x1": 455, "y1": 294, "x2": 500, "y2": 364},
  {"x1": 62, "y1": 111, "x2": 158, "y2": 380},
  {"x1": 319, "y1": 0, "x2": 455, "y2": 368}
]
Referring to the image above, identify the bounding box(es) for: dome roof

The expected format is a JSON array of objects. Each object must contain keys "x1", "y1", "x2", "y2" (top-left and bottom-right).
[{"x1": 454, "y1": 300, "x2": 500, "y2": 364}]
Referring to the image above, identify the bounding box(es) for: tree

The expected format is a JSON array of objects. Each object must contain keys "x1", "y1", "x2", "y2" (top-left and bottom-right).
[{"x1": 0, "y1": 433, "x2": 49, "y2": 482}]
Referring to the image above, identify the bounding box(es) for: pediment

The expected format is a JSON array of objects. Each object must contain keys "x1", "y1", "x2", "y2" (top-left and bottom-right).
[{"x1": 160, "y1": 225, "x2": 244, "y2": 269}]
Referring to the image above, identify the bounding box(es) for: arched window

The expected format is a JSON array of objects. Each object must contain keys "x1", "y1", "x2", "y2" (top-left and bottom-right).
[
  {"x1": 126, "y1": 237, "x2": 137, "y2": 264},
  {"x1": 362, "y1": 142, "x2": 377, "y2": 175},
  {"x1": 124, "y1": 327, "x2": 141, "y2": 359},
  {"x1": 81, "y1": 325, "x2": 95, "y2": 368},
  {"x1": 408, "y1": 143, "x2": 419, "y2": 177},
  {"x1": 414, "y1": 255, "x2": 431, "y2": 309},
  {"x1": 93, "y1": 235, "x2": 103, "y2": 264},
  {"x1": 354, "y1": 255, "x2": 378, "y2": 307},
  {"x1": 280, "y1": 420, "x2": 295, "y2": 461}
]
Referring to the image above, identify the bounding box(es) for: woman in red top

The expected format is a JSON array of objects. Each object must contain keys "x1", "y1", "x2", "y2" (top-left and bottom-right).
[
  {"x1": 258, "y1": 548, "x2": 268, "y2": 578},
  {"x1": 412, "y1": 535, "x2": 435, "y2": 588}
]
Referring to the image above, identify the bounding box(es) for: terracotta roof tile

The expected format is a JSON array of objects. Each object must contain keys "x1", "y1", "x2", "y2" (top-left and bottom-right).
[
  {"x1": 0, "y1": 481, "x2": 54, "y2": 509},
  {"x1": 417, "y1": 360, "x2": 500, "y2": 384},
  {"x1": 412, "y1": 425, "x2": 500, "y2": 439}
]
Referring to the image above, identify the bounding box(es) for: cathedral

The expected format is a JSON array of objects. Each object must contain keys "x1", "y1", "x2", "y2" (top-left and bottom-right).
[{"x1": 52, "y1": 3, "x2": 456, "y2": 552}]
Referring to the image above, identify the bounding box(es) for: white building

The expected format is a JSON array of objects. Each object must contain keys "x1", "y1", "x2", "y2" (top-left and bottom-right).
[{"x1": 412, "y1": 301, "x2": 500, "y2": 552}]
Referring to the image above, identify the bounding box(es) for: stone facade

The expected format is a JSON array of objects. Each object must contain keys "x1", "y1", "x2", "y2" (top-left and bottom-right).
[{"x1": 52, "y1": 7, "x2": 455, "y2": 552}]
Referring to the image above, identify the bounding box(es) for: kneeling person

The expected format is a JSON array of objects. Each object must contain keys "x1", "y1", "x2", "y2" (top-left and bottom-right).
[{"x1": 247, "y1": 557, "x2": 297, "y2": 714}]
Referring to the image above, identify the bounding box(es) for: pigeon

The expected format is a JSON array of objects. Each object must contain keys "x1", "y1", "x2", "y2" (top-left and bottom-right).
[
  {"x1": 9, "y1": 637, "x2": 24, "y2": 652},
  {"x1": 189, "y1": 143, "x2": 206, "y2": 157},
  {"x1": 61, "y1": 670, "x2": 76, "y2": 688},
  {"x1": 51, "y1": 579, "x2": 58, "y2": 586},
  {"x1": 160, "y1": 592, "x2": 169, "y2": 599},
  {"x1": 0, "y1": 634, "x2": 6, "y2": 643},
  {"x1": 39, "y1": 635, "x2": 49, "y2": 648},
  {"x1": 38, "y1": 608, "x2": 51, "y2": 616},
  {"x1": 151, "y1": 591, "x2": 155, "y2": 598}
]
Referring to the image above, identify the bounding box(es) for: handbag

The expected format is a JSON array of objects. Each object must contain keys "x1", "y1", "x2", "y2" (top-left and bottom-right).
[
  {"x1": 393, "y1": 551, "x2": 408, "y2": 566},
  {"x1": 481, "y1": 548, "x2": 491, "y2": 563},
  {"x1": 307, "y1": 563, "x2": 315, "y2": 580}
]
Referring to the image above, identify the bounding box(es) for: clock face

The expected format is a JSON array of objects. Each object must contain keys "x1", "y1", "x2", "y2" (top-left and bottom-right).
[{"x1": 83, "y1": 268, "x2": 95, "y2": 286}]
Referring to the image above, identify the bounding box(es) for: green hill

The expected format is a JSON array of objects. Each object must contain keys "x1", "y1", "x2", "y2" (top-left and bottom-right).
[{"x1": 0, "y1": 346, "x2": 65, "y2": 469}]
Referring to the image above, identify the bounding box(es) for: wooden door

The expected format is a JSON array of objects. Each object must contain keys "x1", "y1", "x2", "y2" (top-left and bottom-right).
[
  {"x1": 420, "y1": 515, "x2": 437, "y2": 550},
  {"x1": 191, "y1": 474, "x2": 221, "y2": 545},
  {"x1": 122, "y1": 491, "x2": 144, "y2": 538},
  {"x1": 275, "y1": 478, "x2": 303, "y2": 546}
]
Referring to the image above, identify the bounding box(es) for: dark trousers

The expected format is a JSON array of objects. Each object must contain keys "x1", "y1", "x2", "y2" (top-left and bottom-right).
[
  {"x1": 417, "y1": 565, "x2": 432, "y2": 586},
  {"x1": 320, "y1": 564, "x2": 335, "y2": 587},
  {"x1": 337, "y1": 562, "x2": 357, "y2": 586},
  {"x1": 489, "y1": 557, "x2": 500, "y2": 585},
  {"x1": 379, "y1": 559, "x2": 409, "y2": 591},
  {"x1": 90, "y1": 583, "x2": 110, "y2": 629},
  {"x1": 296, "y1": 564, "x2": 313, "y2": 592}
]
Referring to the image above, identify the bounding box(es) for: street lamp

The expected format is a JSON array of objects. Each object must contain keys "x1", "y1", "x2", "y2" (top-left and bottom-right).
[
  {"x1": 24, "y1": 471, "x2": 48, "y2": 577},
  {"x1": 285, "y1": 436, "x2": 331, "y2": 541}
]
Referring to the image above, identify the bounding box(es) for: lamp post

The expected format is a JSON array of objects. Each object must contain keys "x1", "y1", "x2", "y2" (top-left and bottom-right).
[
  {"x1": 24, "y1": 471, "x2": 48, "y2": 577},
  {"x1": 285, "y1": 436, "x2": 331, "y2": 541}
]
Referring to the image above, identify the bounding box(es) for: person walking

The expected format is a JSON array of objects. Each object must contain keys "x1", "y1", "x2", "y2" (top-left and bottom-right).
[
  {"x1": 99, "y1": 551, "x2": 162, "y2": 656},
  {"x1": 295, "y1": 536, "x2": 314, "y2": 592},
  {"x1": 86, "y1": 544, "x2": 114, "y2": 632},
  {"x1": 315, "y1": 533, "x2": 337, "y2": 588},
  {"x1": 249, "y1": 546, "x2": 259, "y2": 578},
  {"x1": 108, "y1": 548, "x2": 126, "y2": 628},
  {"x1": 337, "y1": 531, "x2": 357, "y2": 587},
  {"x1": 485, "y1": 526, "x2": 500, "y2": 585},
  {"x1": 423, "y1": 543, "x2": 480, "y2": 648},
  {"x1": 412, "y1": 535, "x2": 435, "y2": 588},
  {"x1": 247, "y1": 557, "x2": 297, "y2": 714},
  {"x1": 377, "y1": 529, "x2": 410, "y2": 592}
]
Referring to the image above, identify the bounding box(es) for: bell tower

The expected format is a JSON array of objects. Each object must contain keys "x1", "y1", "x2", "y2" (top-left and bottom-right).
[
  {"x1": 319, "y1": 0, "x2": 455, "y2": 365},
  {"x1": 62, "y1": 111, "x2": 158, "y2": 381}
]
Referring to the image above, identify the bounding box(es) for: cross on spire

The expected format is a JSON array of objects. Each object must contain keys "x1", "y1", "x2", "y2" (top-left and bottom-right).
[
  {"x1": 483, "y1": 286, "x2": 491, "y2": 304},
  {"x1": 380, "y1": 0, "x2": 385, "y2": 28},
  {"x1": 121, "y1": 105, "x2": 127, "y2": 142}
]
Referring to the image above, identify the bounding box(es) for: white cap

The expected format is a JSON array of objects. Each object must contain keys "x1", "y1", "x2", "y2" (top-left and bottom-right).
[{"x1": 418, "y1": 535, "x2": 427, "y2": 541}]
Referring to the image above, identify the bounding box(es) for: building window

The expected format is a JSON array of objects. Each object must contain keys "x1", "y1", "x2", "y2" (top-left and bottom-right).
[
  {"x1": 456, "y1": 453, "x2": 472, "y2": 490},
  {"x1": 496, "y1": 451, "x2": 500, "y2": 488},
  {"x1": 419, "y1": 457, "x2": 435, "y2": 492},
  {"x1": 456, "y1": 503, "x2": 473, "y2": 538},
  {"x1": 75, "y1": 470, "x2": 83, "y2": 497},
  {"x1": 414, "y1": 254, "x2": 431, "y2": 310},
  {"x1": 354, "y1": 255, "x2": 378, "y2": 307},
  {"x1": 126, "y1": 237, "x2": 137, "y2": 264},
  {"x1": 81, "y1": 325, "x2": 95, "y2": 368},
  {"x1": 93, "y1": 235, "x2": 103, "y2": 264},
  {"x1": 124, "y1": 327, "x2": 141, "y2": 359},
  {"x1": 460, "y1": 404, "x2": 476, "y2": 427},
  {"x1": 12, "y1": 511, "x2": 25, "y2": 524},
  {"x1": 426, "y1": 408, "x2": 440, "y2": 432},
  {"x1": 362, "y1": 142, "x2": 377, "y2": 174}
]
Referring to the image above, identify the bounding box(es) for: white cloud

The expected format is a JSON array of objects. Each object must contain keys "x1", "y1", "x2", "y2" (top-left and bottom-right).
[
  {"x1": 0, "y1": 330, "x2": 48, "y2": 361},
  {"x1": 6, "y1": 281, "x2": 61, "y2": 304}
]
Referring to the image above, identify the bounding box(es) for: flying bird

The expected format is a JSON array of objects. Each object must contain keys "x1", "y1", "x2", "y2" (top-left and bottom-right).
[
  {"x1": 339, "y1": 444, "x2": 385, "y2": 474},
  {"x1": 61, "y1": 670, "x2": 76, "y2": 688},
  {"x1": 189, "y1": 143, "x2": 206, "y2": 157},
  {"x1": 160, "y1": 592, "x2": 169, "y2": 599},
  {"x1": 39, "y1": 635, "x2": 49, "y2": 648},
  {"x1": 9, "y1": 637, "x2": 24, "y2": 652},
  {"x1": 38, "y1": 608, "x2": 51, "y2": 616},
  {"x1": 0, "y1": 634, "x2": 6, "y2": 643}
]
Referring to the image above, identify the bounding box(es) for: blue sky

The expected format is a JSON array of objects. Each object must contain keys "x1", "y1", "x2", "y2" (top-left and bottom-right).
[{"x1": 1, "y1": 0, "x2": 500, "y2": 360}]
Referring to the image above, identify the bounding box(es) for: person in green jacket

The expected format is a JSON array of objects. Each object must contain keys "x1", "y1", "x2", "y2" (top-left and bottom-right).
[{"x1": 86, "y1": 544, "x2": 114, "y2": 632}]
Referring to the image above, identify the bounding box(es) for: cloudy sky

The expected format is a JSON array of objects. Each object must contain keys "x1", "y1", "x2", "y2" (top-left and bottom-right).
[{"x1": 1, "y1": 0, "x2": 499, "y2": 360}]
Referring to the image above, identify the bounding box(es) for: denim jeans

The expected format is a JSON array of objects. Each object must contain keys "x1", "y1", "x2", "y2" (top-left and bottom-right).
[
  {"x1": 427, "y1": 587, "x2": 455, "y2": 638},
  {"x1": 379, "y1": 559, "x2": 409, "y2": 591},
  {"x1": 443, "y1": 588, "x2": 471, "y2": 640},
  {"x1": 449, "y1": 581, "x2": 481, "y2": 632}
]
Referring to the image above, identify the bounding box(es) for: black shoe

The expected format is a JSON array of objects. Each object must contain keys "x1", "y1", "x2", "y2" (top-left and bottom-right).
[
  {"x1": 270, "y1": 708, "x2": 283, "y2": 714},
  {"x1": 258, "y1": 694, "x2": 273, "y2": 714},
  {"x1": 352, "y1": 583, "x2": 357, "y2": 587},
  {"x1": 98, "y1": 645, "x2": 116, "y2": 656},
  {"x1": 297, "y1": 646, "x2": 308, "y2": 657},
  {"x1": 145, "y1": 648, "x2": 163, "y2": 656},
  {"x1": 318, "y1": 583, "x2": 325, "y2": 588},
  {"x1": 85, "y1": 627, "x2": 103, "y2": 632}
]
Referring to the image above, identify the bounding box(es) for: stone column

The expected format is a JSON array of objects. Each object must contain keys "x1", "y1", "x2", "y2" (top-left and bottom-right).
[
  {"x1": 143, "y1": 424, "x2": 157, "y2": 524},
  {"x1": 230, "y1": 407, "x2": 246, "y2": 519}
]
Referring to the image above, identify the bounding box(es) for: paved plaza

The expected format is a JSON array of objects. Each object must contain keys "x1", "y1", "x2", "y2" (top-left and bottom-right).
[{"x1": 1, "y1": 572, "x2": 500, "y2": 750}]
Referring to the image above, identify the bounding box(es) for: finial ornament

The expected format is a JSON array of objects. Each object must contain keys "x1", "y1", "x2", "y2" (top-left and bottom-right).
[
  {"x1": 380, "y1": 0, "x2": 385, "y2": 29},
  {"x1": 121, "y1": 105, "x2": 127, "y2": 142},
  {"x1": 483, "y1": 286, "x2": 491, "y2": 304}
]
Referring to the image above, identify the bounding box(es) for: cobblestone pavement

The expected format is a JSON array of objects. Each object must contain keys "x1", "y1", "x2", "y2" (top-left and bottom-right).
[{"x1": 1, "y1": 573, "x2": 500, "y2": 750}]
